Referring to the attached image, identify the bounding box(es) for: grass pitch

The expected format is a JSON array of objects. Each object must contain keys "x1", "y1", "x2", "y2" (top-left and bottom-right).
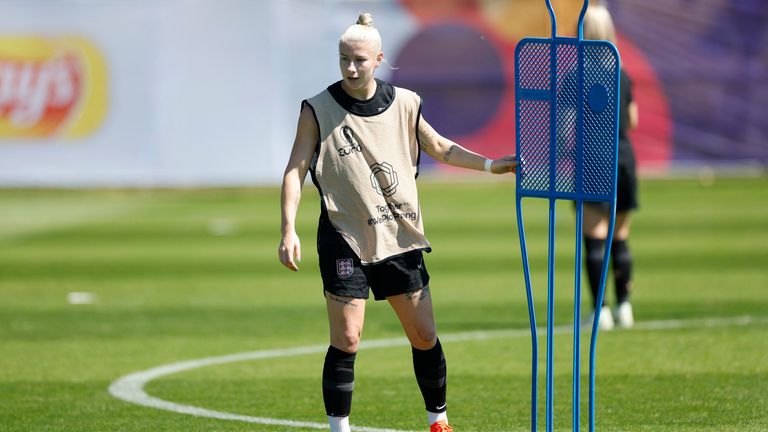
[{"x1": 0, "y1": 176, "x2": 766, "y2": 431}]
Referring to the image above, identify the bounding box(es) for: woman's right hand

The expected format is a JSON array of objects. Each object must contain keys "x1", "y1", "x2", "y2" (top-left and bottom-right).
[
  {"x1": 278, "y1": 231, "x2": 302, "y2": 271},
  {"x1": 278, "y1": 104, "x2": 317, "y2": 273}
]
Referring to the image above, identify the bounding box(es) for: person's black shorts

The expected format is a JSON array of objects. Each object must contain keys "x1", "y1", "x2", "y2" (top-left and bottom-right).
[
  {"x1": 317, "y1": 217, "x2": 429, "y2": 301},
  {"x1": 585, "y1": 157, "x2": 638, "y2": 213}
]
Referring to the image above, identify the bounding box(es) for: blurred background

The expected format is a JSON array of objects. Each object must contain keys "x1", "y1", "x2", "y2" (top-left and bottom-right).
[
  {"x1": 1, "y1": 1, "x2": 766, "y2": 430},
  {"x1": 0, "y1": 0, "x2": 765, "y2": 187}
]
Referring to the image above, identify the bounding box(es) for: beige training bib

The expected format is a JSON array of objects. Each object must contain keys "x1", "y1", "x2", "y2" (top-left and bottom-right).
[{"x1": 306, "y1": 81, "x2": 430, "y2": 264}]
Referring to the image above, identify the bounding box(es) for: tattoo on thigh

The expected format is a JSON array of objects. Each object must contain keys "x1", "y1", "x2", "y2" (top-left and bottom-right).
[
  {"x1": 328, "y1": 294, "x2": 358, "y2": 308},
  {"x1": 405, "y1": 285, "x2": 430, "y2": 301},
  {"x1": 419, "y1": 285, "x2": 430, "y2": 300}
]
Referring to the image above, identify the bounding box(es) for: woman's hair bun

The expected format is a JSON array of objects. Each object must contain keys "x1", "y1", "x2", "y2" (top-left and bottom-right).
[
  {"x1": 340, "y1": 12, "x2": 381, "y2": 51},
  {"x1": 357, "y1": 13, "x2": 374, "y2": 27}
]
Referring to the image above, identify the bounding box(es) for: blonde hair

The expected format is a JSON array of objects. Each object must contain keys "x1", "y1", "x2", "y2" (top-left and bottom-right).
[
  {"x1": 582, "y1": 5, "x2": 616, "y2": 43},
  {"x1": 339, "y1": 13, "x2": 382, "y2": 52}
]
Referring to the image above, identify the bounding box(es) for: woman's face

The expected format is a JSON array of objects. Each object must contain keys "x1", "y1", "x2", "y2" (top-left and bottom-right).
[{"x1": 339, "y1": 40, "x2": 382, "y2": 97}]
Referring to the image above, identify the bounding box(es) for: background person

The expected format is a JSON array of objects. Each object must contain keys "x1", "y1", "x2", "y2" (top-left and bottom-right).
[{"x1": 581, "y1": 4, "x2": 640, "y2": 330}]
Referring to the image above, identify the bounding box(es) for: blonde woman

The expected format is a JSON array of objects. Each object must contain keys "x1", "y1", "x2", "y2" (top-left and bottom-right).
[
  {"x1": 279, "y1": 13, "x2": 517, "y2": 432},
  {"x1": 581, "y1": 5, "x2": 640, "y2": 330}
]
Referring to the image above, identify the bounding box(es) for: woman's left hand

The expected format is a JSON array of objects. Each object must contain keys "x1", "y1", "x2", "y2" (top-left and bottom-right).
[{"x1": 490, "y1": 155, "x2": 519, "y2": 174}]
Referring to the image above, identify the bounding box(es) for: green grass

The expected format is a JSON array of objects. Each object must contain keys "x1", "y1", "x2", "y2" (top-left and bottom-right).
[{"x1": 0, "y1": 177, "x2": 766, "y2": 431}]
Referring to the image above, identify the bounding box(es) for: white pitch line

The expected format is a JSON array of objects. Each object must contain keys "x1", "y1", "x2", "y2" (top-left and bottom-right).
[{"x1": 109, "y1": 315, "x2": 764, "y2": 431}]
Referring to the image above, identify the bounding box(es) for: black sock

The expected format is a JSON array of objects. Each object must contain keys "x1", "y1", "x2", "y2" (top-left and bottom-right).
[
  {"x1": 612, "y1": 239, "x2": 633, "y2": 304},
  {"x1": 322, "y1": 346, "x2": 356, "y2": 417},
  {"x1": 412, "y1": 338, "x2": 447, "y2": 413},
  {"x1": 584, "y1": 237, "x2": 607, "y2": 309}
]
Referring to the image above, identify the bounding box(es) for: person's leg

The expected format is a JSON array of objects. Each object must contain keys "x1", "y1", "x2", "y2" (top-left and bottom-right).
[
  {"x1": 583, "y1": 204, "x2": 609, "y2": 308},
  {"x1": 323, "y1": 292, "x2": 366, "y2": 432},
  {"x1": 613, "y1": 156, "x2": 639, "y2": 327},
  {"x1": 388, "y1": 288, "x2": 450, "y2": 429},
  {"x1": 612, "y1": 212, "x2": 634, "y2": 327},
  {"x1": 388, "y1": 287, "x2": 436, "y2": 350},
  {"x1": 582, "y1": 204, "x2": 614, "y2": 330}
]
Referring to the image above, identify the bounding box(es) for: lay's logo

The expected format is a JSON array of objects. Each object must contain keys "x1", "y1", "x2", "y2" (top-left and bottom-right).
[{"x1": 0, "y1": 36, "x2": 107, "y2": 139}]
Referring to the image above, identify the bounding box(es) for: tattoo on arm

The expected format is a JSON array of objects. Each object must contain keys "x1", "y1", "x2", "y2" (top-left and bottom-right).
[
  {"x1": 418, "y1": 120, "x2": 441, "y2": 152},
  {"x1": 443, "y1": 145, "x2": 456, "y2": 162}
]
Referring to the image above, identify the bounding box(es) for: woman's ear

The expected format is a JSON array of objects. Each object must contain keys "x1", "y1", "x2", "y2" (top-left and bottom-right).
[{"x1": 377, "y1": 51, "x2": 384, "y2": 65}]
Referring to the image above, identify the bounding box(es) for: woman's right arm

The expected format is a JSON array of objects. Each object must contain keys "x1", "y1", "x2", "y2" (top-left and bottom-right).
[
  {"x1": 627, "y1": 101, "x2": 639, "y2": 131},
  {"x1": 279, "y1": 104, "x2": 319, "y2": 272}
]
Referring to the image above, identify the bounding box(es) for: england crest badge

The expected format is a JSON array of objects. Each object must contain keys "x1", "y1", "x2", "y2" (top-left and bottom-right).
[{"x1": 336, "y1": 258, "x2": 354, "y2": 279}]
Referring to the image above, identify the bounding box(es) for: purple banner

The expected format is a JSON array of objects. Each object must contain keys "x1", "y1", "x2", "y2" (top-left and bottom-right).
[
  {"x1": 612, "y1": 0, "x2": 767, "y2": 167},
  {"x1": 389, "y1": 0, "x2": 767, "y2": 171}
]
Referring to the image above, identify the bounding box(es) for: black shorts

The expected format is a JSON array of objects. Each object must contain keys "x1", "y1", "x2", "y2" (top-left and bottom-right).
[
  {"x1": 585, "y1": 157, "x2": 638, "y2": 213},
  {"x1": 317, "y1": 217, "x2": 430, "y2": 301}
]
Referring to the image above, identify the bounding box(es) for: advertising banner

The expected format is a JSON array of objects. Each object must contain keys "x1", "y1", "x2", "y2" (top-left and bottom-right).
[{"x1": 0, "y1": 0, "x2": 764, "y2": 187}]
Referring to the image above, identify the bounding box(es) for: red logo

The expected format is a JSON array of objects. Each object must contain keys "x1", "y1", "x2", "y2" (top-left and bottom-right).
[{"x1": 0, "y1": 36, "x2": 108, "y2": 139}]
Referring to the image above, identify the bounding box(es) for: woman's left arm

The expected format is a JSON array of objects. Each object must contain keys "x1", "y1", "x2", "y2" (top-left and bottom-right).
[{"x1": 418, "y1": 116, "x2": 517, "y2": 174}]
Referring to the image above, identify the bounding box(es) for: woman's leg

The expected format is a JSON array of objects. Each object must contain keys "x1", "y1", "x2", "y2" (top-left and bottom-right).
[
  {"x1": 388, "y1": 287, "x2": 436, "y2": 349},
  {"x1": 326, "y1": 291, "x2": 366, "y2": 352},
  {"x1": 612, "y1": 213, "x2": 635, "y2": 327},
  {"x1": 583, "y1": 205, "x2": 609, "y2": 308},
  {"x1": 323, "y1": 292, "x2": 366, "y2": 432},
  {"x1": 388, "y1": 287, "x2": 449, "y2": 427}
]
